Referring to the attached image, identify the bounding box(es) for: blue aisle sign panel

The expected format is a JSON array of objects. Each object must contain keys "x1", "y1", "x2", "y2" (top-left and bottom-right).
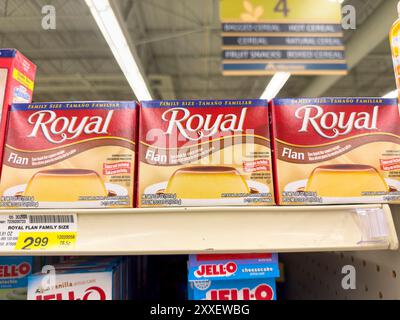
[{"x1": 220, "y1": 0, "x2": 348, "y2": 76}]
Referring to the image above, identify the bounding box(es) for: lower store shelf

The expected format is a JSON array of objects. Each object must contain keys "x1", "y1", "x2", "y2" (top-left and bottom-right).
[
  {"x1": 0, "y1": 204, "x2": 398, "y2": 256},
  {"x1": 283, "y1": 205, "x2": 400, "y2": 300}
]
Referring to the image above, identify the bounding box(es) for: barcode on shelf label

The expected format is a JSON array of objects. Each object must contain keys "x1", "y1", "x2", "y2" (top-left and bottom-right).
[
  {"x1": 29, "y1": 215, "x2": 75, "y2": 224},
  {"x1": 0, "y1": 213, "x2": 78, "y2": 251},
  {"x1": 356, "y1": 208, "x2": 389, "y2": 242}
]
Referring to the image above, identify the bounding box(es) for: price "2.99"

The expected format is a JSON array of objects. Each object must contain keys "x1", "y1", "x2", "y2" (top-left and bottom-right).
[
  {"x1": 14, "y1": 231, "x2": 76, "y2": 251},
  {"x1": 21, "y1": 236, "x2": 49, "y2": 250}
]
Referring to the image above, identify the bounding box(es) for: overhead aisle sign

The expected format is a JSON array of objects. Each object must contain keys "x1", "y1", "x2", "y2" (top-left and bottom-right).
[{"x1": 220, "y1": 0, "x2": 348, "y2": 76}]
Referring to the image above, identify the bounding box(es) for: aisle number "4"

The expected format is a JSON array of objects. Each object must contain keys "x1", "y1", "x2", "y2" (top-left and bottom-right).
[
  {"x1": 15, "y1": 232, "x2": 77, "y2": 251},
  {"x1": 274, "y1": 0, "x2": 289, "y2": 17}
]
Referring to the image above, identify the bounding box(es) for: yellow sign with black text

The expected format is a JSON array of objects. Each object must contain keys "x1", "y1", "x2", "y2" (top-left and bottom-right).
[
  {"x1": 15, "y1": 232, "x2": 77, "y2": 251},
  {"x1": 220, "y1": 0, "x2": 342, "y2": 23}
]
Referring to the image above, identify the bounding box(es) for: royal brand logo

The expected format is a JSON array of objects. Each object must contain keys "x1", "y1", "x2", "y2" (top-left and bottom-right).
[
  {"x1": 295, "y1": 105, "x2": 379, "y2": 139},
  {"x1": 0, "y1": 263, "x2": 31, "y2": 279},
  {"x1": 162, "y1": 108, "x2": 247, "y2": 141},
  {"x1": 194, "y1": 262, "x2": 237, "y2": 278},
  {"x1": 27, "y1": 110, "x2": 114, "y2": 144},
  {"x1": 207, "y1": 284, "x2": 274, "y2": 300},
  {"x1": 35, "y1": 286, "x2": 107, "y2": 300}
]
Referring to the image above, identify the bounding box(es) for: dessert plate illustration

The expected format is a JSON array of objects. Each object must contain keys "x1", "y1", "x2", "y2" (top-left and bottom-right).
[
  {"x1": 144, "y1": 180, "x2": 269, "y2": 206},
  {"x1": 3, "y1": 183, "x2": 128, "y2": 208},
  {"x1": 284, "y1": 178, "x2": 400, "y2": 204}
]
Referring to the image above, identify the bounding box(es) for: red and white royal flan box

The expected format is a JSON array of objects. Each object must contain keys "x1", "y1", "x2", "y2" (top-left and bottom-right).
[
  {"x1": 138, "y1": 99, "x2": 275, "y2": 207},
  {"x1": 270, "y1": 97, "x2": 400, "y2": 205},
  {"x1": 0, "y1": 101, "x2": 137, "y2": 209},
  {"x1": 0, "y1": 49, "x2": 36, "y2": 178}
]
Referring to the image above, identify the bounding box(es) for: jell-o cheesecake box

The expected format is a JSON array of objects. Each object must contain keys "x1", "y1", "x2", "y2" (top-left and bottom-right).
[
  {"x1": 138, "y1": 99, "x2": 275, "y2": 207},
  {"x1": 188, "y1": 253, "x2": 280, "y2": 281},
  {"x1": 0, "y1": 49, "x2": 36, "y2": 178},
  {"x1": 188, "y1": 253, "x2": 279, "y2": 300},
  {"x1": 189, "y1": 278, "x2": 277, "y2": 301},
  {"x1": 270, "y1": 97, "x2": 400, "y2": 205},
  {"x1": 0, "y1": 101, "x2": 137, "y2": 208}
]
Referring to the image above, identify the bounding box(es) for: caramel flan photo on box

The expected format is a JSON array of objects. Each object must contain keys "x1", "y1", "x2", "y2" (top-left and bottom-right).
[
  {"x1": 270, "y1": 97, "x2": 400, "y2": 205},
  {"x1": 138, "y1": 99, "x2": 275, "y2": 207},
  {"x1": 0, "y1": 101, "x2": 137, "y2": 208}
]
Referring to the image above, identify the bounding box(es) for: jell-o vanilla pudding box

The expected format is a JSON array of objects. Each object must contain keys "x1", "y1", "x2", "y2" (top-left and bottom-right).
[
  {"x1": 270, "y1": 97, "x2": 400, "y2": 205},
  {"x1": 0, "y1": 49, "x2": 36, "y2": 178},
  {"x1": 0, "y1": 101, "x2": 137, "y2": 208},
  {"x1": 28, "y1": 258, "x2": 126, "y2": 300},
  {"x1": 138, "y1": 99, "x2": 275, "y2": 207}
]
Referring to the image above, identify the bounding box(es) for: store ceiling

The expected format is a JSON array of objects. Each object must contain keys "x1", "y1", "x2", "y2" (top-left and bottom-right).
[{"x1": 0, "y1": 0, "x2": 395, "y2": 101}]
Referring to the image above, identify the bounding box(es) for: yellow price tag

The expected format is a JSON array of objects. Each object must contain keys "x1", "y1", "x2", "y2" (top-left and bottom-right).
[{"x1": 15, "y1": 232, "x2": 77, "y2": 251}]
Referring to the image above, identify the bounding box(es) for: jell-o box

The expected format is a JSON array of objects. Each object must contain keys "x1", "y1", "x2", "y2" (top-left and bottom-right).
[{"x1": 0, "y1": 257, "x2": 33, "y2": 300}]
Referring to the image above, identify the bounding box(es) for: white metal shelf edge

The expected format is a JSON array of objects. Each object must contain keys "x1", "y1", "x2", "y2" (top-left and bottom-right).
[{"x1": 0, "y1": 204, "x2": 397, "y2": 255}]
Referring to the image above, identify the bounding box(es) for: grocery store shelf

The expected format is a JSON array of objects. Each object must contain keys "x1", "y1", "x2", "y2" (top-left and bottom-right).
[
  {"x1": 282, "y1": 205, "x2": 400, "y2": 300},
  {"x1": 0, "y1": 204, "x2": 398, "y2": 255}
]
